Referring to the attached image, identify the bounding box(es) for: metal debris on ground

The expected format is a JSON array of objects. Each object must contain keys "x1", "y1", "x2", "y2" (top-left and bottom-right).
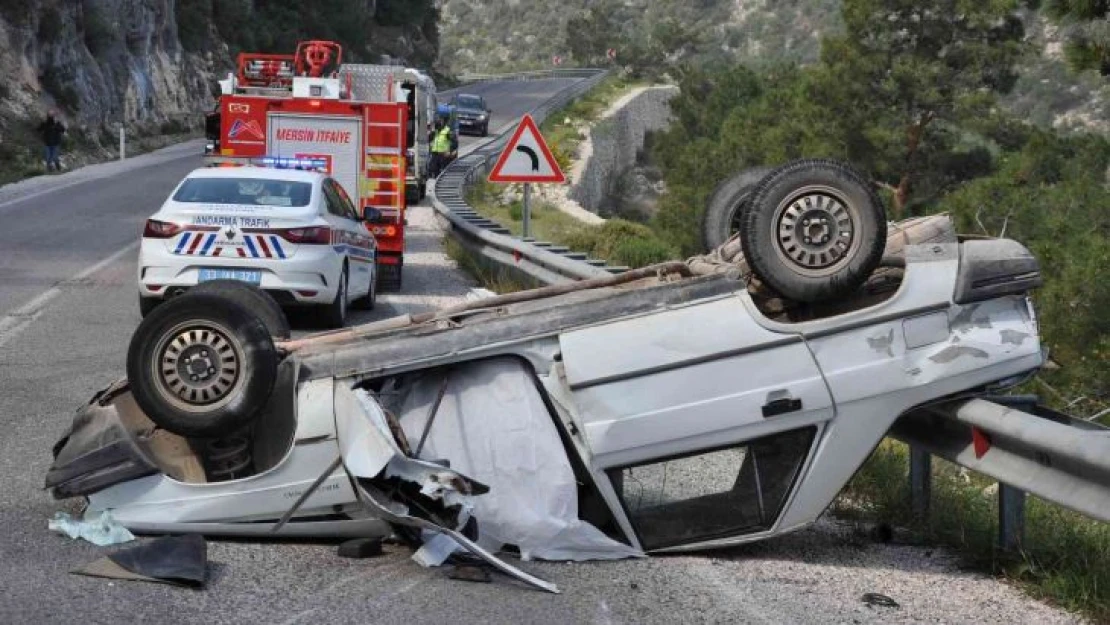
[
  {"x1": 337, "y1": 537, "x2": 384, "y2": 559},
  {"x1": 448, "y1": 563, "x2": 492, "y2": 584},
  {"x1": 861, "y1": 592, "x2": 900, "y2": 609},
  {"x1": 72, "y1": 534, "x2": 208, "y2": 588}
]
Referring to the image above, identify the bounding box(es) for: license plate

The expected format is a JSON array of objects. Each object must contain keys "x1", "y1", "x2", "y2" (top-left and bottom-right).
[{"x1": 198, "y1": 268, "x2": 262, "y2": 284}]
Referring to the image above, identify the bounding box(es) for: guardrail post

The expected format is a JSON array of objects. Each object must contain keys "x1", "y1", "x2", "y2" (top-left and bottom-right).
[
  {"x1": 119, "y1": 124, "x2": 125, "y2": 160},
  {"x1": 522, "y1": 183, "x2": 532, "y2": 239},
  {"x1": 909, "y1": 446, "x2": 931, "y2": 521},
  {"x1": 998, "y1": 484, "x2": 1025, "y2": 553}
]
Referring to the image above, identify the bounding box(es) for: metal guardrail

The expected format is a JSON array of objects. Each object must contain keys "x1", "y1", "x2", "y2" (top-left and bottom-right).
[
  {"x1": 431, "y1": 68, "x2": 624, "y2": 285},
  {"x1": 457, "y1": 68, "x2": 607, "y2": 83}
]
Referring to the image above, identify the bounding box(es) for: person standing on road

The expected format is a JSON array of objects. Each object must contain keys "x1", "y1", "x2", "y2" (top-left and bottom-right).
[
  {"x1": 37, "y1": 110, "x2": 66, "y2": 172},
  {"x1": 429, "y1": 117, "x2": 455, "y2": 178}
]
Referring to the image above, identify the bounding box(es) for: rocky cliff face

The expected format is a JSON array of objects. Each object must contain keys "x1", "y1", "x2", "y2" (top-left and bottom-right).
[
  {"x1": 0, "y1": 1, "x2": 219, "y2": 146},
  {"x1": 0, "y1": 0, "x2": 440, "y2": 179}
]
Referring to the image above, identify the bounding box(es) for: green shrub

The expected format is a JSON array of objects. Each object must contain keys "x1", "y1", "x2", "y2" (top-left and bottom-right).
[
  {"x1": 591, "y1": 219, "x2": 658, "y2": 258},
  {"x1": 159, "y1": 118, "x2": 190, "y2": 135},
  {"x1": 611, "y1": 236, "x2": 676, "y2": 268}
]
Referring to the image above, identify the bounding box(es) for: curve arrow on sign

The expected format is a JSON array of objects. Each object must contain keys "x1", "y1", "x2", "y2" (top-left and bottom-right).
[{"x1": 515, "y1": 145, "x2": 540, "y2": 172}]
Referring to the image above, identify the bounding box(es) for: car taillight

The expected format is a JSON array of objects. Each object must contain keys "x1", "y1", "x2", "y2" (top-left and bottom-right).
[
  {"x1": 370, "y1": 225, "x2": 397, "y2": 237},
  {"x1": 281, "y1": 226, "x2": 332, "y2": 244},
  {"x1": 143, "y1": 219, "x2": 183, "y2": 238}
]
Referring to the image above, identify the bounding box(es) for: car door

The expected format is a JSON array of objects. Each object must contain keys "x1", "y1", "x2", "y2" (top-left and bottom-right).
[
  {"x1": 323, "y1": 179, "x2": 375, "y2": 299},
  {"x1": 558, "y1": 295, "x2": 835, "y2": 551}
]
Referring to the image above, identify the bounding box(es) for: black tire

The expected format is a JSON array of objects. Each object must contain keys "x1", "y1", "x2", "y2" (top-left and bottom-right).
[
  {"x1": 320, "y1": 266, "x2": 348, "y2": 329},
  {"x1": 126, "y1": 292, "x2": 278, "y2": 438},
  {"x1": 188, "y1": 280, "x2": 291, "y2": 339},
  {"x1": 139, "y1": 295, "x2": 161, "y2": 318},
  {"x1": 741, "y1": 159, "x2": 886, "y2": 303},
  {"x1": 481, "y1": 123, "x2": 489, "y2": 137},
  {"x1": 702, "y1": 166, "x2": 774, "y2": 252},
  {"x1": 377, "y1": 261, "x2": 403, "y2": 292},
  {"x1": 352, "y1": 265, "x2": 376, "y2": 310},
  {"x1": 405, "y1": 184, "x2": 421, "y2": 205}
]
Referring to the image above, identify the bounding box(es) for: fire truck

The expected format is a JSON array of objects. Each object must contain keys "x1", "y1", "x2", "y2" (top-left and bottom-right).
[
  {"x1": 338, "y1": 63, "x2": 438, "y2": 204},
  {"x1": 204, "y1": 40, "x2": 414, "y2": 290}
]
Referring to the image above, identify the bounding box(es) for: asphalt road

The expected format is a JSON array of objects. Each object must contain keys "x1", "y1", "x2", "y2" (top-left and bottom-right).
[{"x1": 0, "y1": 76, "x2": 1079, "y2": 624}]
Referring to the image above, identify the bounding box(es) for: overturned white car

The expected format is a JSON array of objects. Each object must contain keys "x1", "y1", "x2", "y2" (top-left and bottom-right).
[{"x1": 46, "y1": 161, "x2": 1108, "y2": 593}]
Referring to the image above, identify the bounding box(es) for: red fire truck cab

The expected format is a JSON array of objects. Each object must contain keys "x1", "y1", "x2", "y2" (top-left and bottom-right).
[{"x1": 205, "y1": 41, "x2": 410, "y2": 290}]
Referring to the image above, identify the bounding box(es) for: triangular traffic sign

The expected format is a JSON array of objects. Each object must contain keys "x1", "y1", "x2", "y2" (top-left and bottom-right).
[{"x1": 488, "y1": 114, "x2": 566, "y2": 184}]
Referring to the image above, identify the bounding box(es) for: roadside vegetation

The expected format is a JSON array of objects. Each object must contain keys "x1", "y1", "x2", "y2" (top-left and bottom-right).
[
  {"x1": 0, "y1": 119, "x2": 197, "y2": 186},
  {"x1": 538, "y1": 74, "x2": 643, "y2": 171},
  {"x1": 465, "y1": 180, "x2": 676, "y2": 269},
  {"x1": 837, "y1": 441, "x2": 1110, "y2": 622},
  {"x1": 441, "y1": 237, "x2": 531, "y2": 294}
]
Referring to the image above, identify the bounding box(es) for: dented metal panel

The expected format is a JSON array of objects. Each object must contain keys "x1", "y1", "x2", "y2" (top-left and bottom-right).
[{"x1": 560, "y1": 297, "x2": 834, "y2": 463}]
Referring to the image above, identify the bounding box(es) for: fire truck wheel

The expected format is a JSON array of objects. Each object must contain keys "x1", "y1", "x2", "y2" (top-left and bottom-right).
[
  {"x1": 126, "y1": 292, "x2": 278, "y2": 438},
  {"x1": 741, "y1": 159, "x2": 886, "y2": 303},
  {"x1": 320, "y1": 267, "x2": 349, "y2": 329},
  {"x1": 187, "y1": 280, "x2": 291, "y2": 339}
]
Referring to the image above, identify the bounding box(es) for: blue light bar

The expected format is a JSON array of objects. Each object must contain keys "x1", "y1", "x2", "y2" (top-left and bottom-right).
[{"x1": 255, "y1": 156, "x2": 328, "y2": 171}]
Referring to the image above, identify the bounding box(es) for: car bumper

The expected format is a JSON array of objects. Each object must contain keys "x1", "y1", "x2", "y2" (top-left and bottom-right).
[
  {"x1": 137, "y1": 240, "x2": 342, "y2": 305},
  {"x1": 457, "y1": 118, "x2": 486, "y2": 131}
]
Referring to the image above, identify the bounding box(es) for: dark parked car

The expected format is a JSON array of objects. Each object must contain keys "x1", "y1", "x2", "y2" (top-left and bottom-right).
[{"x1": 450, "y1": 93, "x2": 491, "y2": 136}]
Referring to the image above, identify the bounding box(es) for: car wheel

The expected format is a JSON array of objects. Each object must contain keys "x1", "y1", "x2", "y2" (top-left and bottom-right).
[
  {"x1": 481, "y1": 123, "x2": 489, "y2": 137},
  {"x1": 139, "y1": 295, "x2": 161, "y2": 318},
  {"x1": 352, "y1": 266, "x2": 376, "y2": 310},
  {"x1": 741, "y1": 159, "x2": 886, "y2": 303},
  {"x1": 187, "y1": 280, "x2": 291, "y2": 339},
  {"x1": 320, "y1": 266, "x2": 348, "y2": 329},
  {"x1": 126, "y1": 292, "x2": 278, "y2": 438},
  {"x1": 702, "y1": 166, "x2": 774, "y2": 252}
]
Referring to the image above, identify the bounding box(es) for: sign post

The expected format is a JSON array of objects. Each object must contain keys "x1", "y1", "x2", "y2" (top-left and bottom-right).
[
  {"x1": 522, "y1": 183, "x2": 532, "y2": 238},
  {"x1": 487, "y1": 114, "x2": 565, "y2": 241}
]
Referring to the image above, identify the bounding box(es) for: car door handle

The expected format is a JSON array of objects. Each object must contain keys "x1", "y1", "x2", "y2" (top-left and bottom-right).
[{"x1": 762, "y1": 397, "x2": 803, "y2": 418}]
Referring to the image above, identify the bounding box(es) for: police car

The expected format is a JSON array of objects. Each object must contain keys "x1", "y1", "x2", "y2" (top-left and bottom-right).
[{"x1": 137, "y1": 158, "x2": 377, "y2": 328}]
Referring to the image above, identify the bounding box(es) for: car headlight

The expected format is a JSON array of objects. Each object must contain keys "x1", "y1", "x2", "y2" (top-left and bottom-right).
[{"x1": 477, "y1": 114, "x2": 487, "y2": 121}]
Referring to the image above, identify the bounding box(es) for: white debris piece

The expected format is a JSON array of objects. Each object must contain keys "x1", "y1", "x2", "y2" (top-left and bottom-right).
[
  {"x1": 397, "y1": 357, "x2": 643, "y2": 562},
  {"x1": 48, "y1": 510, "x2": 135, "y2": 546}
]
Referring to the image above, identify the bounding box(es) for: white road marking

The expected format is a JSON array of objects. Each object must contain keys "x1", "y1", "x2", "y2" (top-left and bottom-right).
[{"x1": 0, "y1": 241, "x2": 139, "y2": 348}]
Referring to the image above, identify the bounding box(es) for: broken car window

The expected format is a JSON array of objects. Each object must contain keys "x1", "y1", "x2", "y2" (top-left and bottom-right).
[{"x1": 608, "y1": 427, "x2": 816, "y2": 550}]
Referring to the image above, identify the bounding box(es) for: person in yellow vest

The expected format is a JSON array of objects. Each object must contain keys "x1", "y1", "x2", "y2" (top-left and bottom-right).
[{"x1": 428, "y1": 117, "x2": 456, "y2": 178}]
